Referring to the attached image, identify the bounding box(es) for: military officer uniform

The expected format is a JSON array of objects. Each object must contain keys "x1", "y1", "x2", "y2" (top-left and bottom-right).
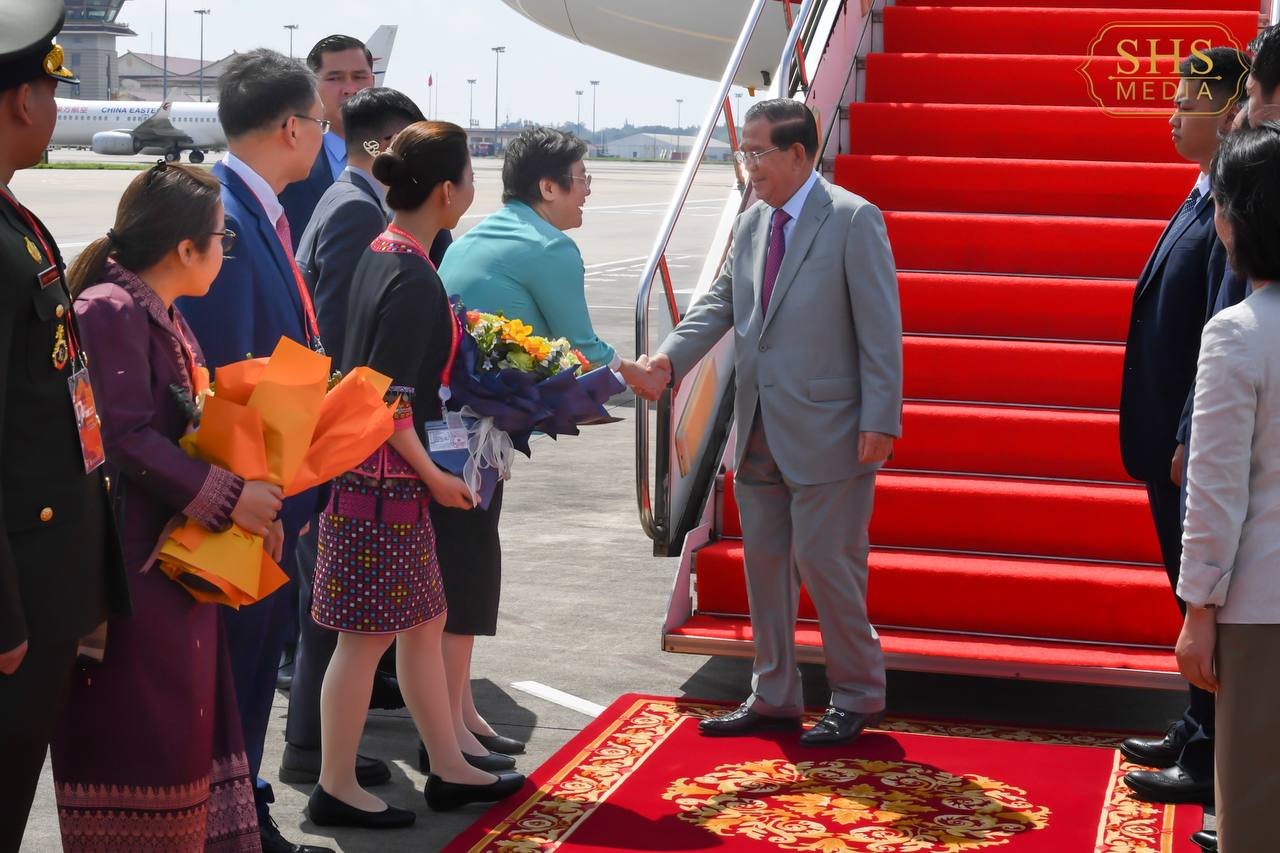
[{"x1": 0, "y1": 3, "x2": 128, "y2": 849}]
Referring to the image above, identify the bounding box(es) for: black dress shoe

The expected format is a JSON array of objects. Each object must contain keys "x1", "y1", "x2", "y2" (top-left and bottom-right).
[
  {"x1": 259, "y1": 815, "x2": 334, "y2": 853},
  {"x1": 799, "y1": 707, "x2": 884, "y2": 747},
  {"x1": 1123, "y1": 766, "x2": 1214, "y2": 805},
  {"x1": 306, "y1": 785, "x2": 415, "y2": 829},
  {"x1": 369, "y1": 672, "x2": 405, "y2": 710},
  {"x1": 1190, "y1": 830, "x2": 1217, "y2": 852},
  {"x1": 279, "y1": 744, "x2": 391, "y2": 786},
  {"x1": 1120, "y1": 722, "x2": 1189, "y2": 769},
  {"x1": 698, "y1": 704, "x2": 802, "y2": 737},
  {"x1": 424, "y1": 771, "x2": 525, "y2": 812},
  {"x1": 472, "y1": 730, "x2": 526, "y2": 755},
  {"x1": 417, "y1": 741, "x2": 516, "y2": 773}
]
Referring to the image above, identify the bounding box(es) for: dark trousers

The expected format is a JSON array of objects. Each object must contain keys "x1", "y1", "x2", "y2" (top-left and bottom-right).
[
  {"x1": 223, "y1": 525, "x2": 301, "y2": 824},
  {"x1": 0, "y1": 636, "x2": 77, "y2": 853},
  {"x1": 1146, "y1": 479, "x2": 1215, "y2": 778}
]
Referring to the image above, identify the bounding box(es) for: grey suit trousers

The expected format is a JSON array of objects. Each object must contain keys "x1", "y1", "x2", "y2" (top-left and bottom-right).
[{"x1": 735, "y1": 412, "x2": 886, "y2": 716}]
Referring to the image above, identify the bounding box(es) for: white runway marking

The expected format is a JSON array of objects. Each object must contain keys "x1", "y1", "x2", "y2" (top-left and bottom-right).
[{"x1": 511, "y1": 681, "x2": 606, "y2": 718}]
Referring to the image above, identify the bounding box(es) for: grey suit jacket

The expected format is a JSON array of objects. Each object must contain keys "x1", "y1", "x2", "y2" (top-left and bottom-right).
[
  {"x1": 658, "y1": 175, "x2": 903, "y2": 486},
  {"x1": 296, "y1": 169, "x2": 388, "y2": 364}
]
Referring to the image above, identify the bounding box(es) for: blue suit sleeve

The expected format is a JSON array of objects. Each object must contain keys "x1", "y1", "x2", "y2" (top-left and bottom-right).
[{"x1": 178, "y1": 212, "x2": 257, "y2": 371}]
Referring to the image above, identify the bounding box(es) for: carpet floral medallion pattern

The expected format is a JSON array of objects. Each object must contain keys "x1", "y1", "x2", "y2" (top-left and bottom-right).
[
  {"x1": 662, "y1": 758, "x2": 1051, "y2": 852},
  {"x1": 445, "y1": 696, "x2": 1201, "y2": 853}
]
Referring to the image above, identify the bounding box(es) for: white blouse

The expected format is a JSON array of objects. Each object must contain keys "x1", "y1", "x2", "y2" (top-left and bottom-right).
[{"x1": 1178, "y1": 283, "x2": 1280, "y2": 623}]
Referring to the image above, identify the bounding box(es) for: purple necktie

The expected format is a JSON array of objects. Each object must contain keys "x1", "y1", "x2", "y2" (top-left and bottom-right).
[{"x1": 760, "y1": 208, "x2": 792, "y2": 315}]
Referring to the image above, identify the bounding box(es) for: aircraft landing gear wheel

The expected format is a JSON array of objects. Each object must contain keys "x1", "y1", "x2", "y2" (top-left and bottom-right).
[
  {"x1": 164, "y1": 150, "x2": 181, "y2": 163},
  {"x1": 188, "y1": 150, "x2": 205, "y2": 164}
]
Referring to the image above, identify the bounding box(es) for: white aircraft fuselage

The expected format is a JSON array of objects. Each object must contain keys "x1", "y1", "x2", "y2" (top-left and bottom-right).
[{"x1": 52, "y1": 100, "x2": 225, "y2": 157}]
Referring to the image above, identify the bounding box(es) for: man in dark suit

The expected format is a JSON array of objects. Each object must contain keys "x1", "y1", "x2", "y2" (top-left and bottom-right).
[
  {"x1": 1119, "y1": 47, "x2": 1249, "y2": 808},
  {"x1": 0, "y1": 2, "x2": 128, "y2": 846},
  {"x1": 280, "y1": 86, "x2": 424, "y2": 787},
  {"x1": 176, "y1": 49, "x2": 331, "y2": 853}
]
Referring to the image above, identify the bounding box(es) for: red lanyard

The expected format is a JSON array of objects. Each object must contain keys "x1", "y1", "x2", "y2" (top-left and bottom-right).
[
  {"x1": 239, "y1": 181, "x2": 323, "y2": 352},
  {"x1": 0, "y1": 186, "x2": 83, "y2": 367},
  {"x1": 172, "y1": 317, "x2": 200, "y2": 392},
  {"x1": 380, "y1": 225, "x2": 459, "y2": 401}
]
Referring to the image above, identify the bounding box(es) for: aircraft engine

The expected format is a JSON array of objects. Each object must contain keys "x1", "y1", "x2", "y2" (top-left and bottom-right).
[{"x1": 91, "y1": 131, "x2": 142, "y2": 156}]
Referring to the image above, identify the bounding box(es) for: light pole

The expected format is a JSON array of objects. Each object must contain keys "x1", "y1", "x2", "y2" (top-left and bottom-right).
[
  {"x1": 492, "y1": 46, "x2": 505, "y2": 136},
  {"x1": 162, "y1": 0, "x2": 168, "y2": 101},
  {"x1": 590, "y1": 80, "x2": 599, "y2": 150},
  {"x1": 676, "y1": 98, "x2": 683, "y2": 158},
  {"x1": 194, "y1": 9, "x2": 211, "y2": 102},
  {"x1": 575, "y1": 89, "x2": 583, "y2": 134},
  {"x1": 284, "y1": 24, "x2": 300, "y2": 60},
  {"x1": 467, "y1": 78, "x2": 477, "y2": 128}
]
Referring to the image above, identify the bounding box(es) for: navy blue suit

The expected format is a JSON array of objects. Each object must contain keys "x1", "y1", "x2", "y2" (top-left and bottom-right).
[
  {"x1": 279, "y1": 151, "x2": 334, "y2": 252},
  {"x1": 177, "y1": 161, "x2": 321, "y2": 824},
  {"x1": 1119, "y1": 186, "x2": 1230, "y2": 780}
]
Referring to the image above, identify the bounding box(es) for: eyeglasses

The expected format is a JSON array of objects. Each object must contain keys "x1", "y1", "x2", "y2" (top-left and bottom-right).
[
  {"x1": 734, "y1": 147, "x2": 781, "y2": 167},
  {"x1": 288, "y1": 114, "x2": 332, "y2": 134},
  {"x1": 565, "y1": 174, "x2": 593, "y2": 188},
  {"x1": 210, "y1": 228, "x2": 236, "y2": 255}
]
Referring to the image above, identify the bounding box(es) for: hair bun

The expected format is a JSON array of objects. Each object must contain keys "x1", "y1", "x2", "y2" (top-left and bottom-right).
[{"x1": 371, "y1": 149, "x2": 407, "y2": 186}]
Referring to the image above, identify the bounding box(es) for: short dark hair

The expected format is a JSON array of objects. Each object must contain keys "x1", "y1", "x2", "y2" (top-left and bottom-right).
[
  {"x1": 306, "y1": 34, "x2": 373, "y2": 74},
  {"x1": 501, "y1": 127, "x2": 588, "y2": 206},
  {"x1": 1210, "y1": 122, "x2": 1280, "y2": 281},
  {"x1": 217, "y1": 49, "x2": 317, "y2": 138},
  {"x1": 1180, "y1": 47, "x2": 1250, "y2": 107},
  {"x1": 371, "y1": 121, "x2": 470, "y2": 211},
  {"x1": 743, "y1": 98, "x2": 819, "y2": 159},
  {"x1": 342, "y1": 87, "x2": 424, "y2": 157},
  {"x1": 1252, "y1": 25, "x2": 1280, "y2": 97}
]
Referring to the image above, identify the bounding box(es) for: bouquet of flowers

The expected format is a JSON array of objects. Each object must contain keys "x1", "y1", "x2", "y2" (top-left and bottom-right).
[{"x1": 464, "y1": 310, "x2": 589, "y2": 381}]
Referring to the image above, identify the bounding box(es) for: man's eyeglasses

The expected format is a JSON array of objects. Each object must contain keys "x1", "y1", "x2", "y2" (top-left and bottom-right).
[
  {"x1": 210, "y1": 228, "x2": 236, "y2": 256},
  {"x1": 734, "y1": 147, "x2": 781, "y2": 167},
  {"x1": 289, "y1": 114, "x2": 332, "y2": 134},
  {"x1": 565, "y1": 173, "x2": 593, "y2": 189}
]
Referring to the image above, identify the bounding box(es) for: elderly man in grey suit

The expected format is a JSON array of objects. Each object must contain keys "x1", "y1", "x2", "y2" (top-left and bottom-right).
[{"x1": 639, "y1": 99, "x2": 903, "y2": 745}]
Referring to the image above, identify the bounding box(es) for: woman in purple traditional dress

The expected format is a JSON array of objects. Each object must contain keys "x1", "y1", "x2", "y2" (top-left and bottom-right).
[{"x1": 50, "y1": 162, "x2": 284, "y2": 853}]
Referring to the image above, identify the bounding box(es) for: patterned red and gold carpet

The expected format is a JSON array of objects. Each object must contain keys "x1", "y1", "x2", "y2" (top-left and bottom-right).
[{"x1": 444, "y1": 695, "x2": 1201, "y2": 852}]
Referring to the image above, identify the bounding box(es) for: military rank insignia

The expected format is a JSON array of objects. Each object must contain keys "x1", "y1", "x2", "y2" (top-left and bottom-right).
[
  {"x1": 52, "y1": 323, "x2": 69, "y2": 370},
  {"x1": 24, "y1": 236, "x2": 41, "y2": 263}
]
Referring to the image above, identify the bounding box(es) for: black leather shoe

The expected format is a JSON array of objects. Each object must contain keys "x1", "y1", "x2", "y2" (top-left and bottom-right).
[
  {"x1": 1190, "y1": 830, "x2": 1217, "y2": 852},
  {"x1": 369, "y1": 672, "x2": 405, "y2": 711},
  {"x1": 473, "y1": 730, "x2": 526, "y2": 755},
  {"x1": 1123, "y1": 766, "x2": 1214, "y2": 805},
  {"x1": 799, "y1": 707, "x2": 884, "y2": 747},
  {"x1": 306, "y1": 785, "x2": 415, "y2": 829},
  {"x1": 417, "y1": 741, "x2": 516, "y2": 773},
  {"x1": 259, "y1": 815, "x2": 333, "y2": 853},
  {"x1": 1120, "y1": 722, "x2": 1189, "y2": 769},
  {"x1": 424, "y1": 771, "x2": 525, "y2": 812},
  {"x1": 698, "y1": 704, "x2": 802, "y2": 737},
  {"x1": 279, "y1": 744, "x2": 391, "y2": 786}
]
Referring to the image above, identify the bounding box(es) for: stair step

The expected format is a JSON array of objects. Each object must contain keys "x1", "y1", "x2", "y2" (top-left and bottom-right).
[
  {"x1": 882, "y1": 7, "x2": 1257, "y2": 55},
  {"x1": 893, "y1": 0, "x2": 1252, "y2": 9},
  {"x1": 903, "y1": 336, "x2": 1124, "y2": 409},
  {"x1": 849, "y1": 103, "x2": 1182, "y2": 162},
  {"x1": 695, "y1": 542, "x2": 1177, "y2": 646},
  {"x1": 669, "y1": 616, "x2": 1178, "y2": 675},
  {"x1": 867, "y1": 54, "x2": 1143, "y2": 108},
  {"x1": 895, "y1": 402, "x2": 1131, "y2": 481},
  {"x1": 885, "y1": 210, "x2": 1164, "y2": 278},
  {"x1": 837, "y1": 154, "x2": 1195, "y2": 218},
  {"x1": 898, "y1": 272, "x2": 1134, "y2": 341}
]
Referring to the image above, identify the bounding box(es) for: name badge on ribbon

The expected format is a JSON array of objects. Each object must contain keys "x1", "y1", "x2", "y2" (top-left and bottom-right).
[
  {"x1": 425, "y1": 411, "x2": 469, "y2": 454},
  {"x1": 68, "y1": 368, "x2": 106, "y2": 473}
]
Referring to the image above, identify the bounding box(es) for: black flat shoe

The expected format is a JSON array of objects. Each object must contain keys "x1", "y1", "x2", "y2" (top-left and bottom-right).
[
  {"x1": 1120, "y1": 722, "x2": 1190, "y2": 769},
  {"x1": 1123, "y1": 766, "x2": 1214, "y2": 806},
  {"x1": 306, "y1": 785, "x2": 415, "y2": 829},
  {"x1": 424, "y1": 772, "x2": 525, "y2": 812},
  {"x1": 1190, "y1": 830, "x2": 1217, "y2": 852},
  {"x1": 799, "y1": 707, "x2": 884, "y2": 746},
  {"x1": 472, "y1": 730, "x2": 526, "y2": 755},
  {"x1": 698, "y1": 703, "x2": 802, "y2": 737},
  {"x1": 417, "y1": 741, "x2": 516, "y2": 773},
  {"x1": 260, "y1": 815, "x2": 334, "y2": 853},
  {"x1": 279, "y1": 744, "x2": 391, "y2": 786}
]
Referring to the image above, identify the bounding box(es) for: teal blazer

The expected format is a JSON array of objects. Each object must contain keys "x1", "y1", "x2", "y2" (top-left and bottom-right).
[{"x1": 440, "y1": 201, "x2": 616, "y2": 368}]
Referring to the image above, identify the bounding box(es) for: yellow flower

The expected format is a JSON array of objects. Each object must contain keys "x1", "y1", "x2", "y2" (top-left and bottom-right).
[
  {"x1": 503, "y1": 319, "x2": 533, "y2": 344},
  {"x1": 524, "y1": 336, "x2": 553, "y2": 361}
]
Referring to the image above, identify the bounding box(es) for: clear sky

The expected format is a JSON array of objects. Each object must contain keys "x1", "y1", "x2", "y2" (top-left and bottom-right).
[{"x1": 115, "y1": 0, "x2": 766, "y2": 130}]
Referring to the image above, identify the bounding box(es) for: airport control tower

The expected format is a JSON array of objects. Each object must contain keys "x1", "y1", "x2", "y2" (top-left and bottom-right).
[{"x1": 59, "y1": 1, "x2": 136, "y2": 99}]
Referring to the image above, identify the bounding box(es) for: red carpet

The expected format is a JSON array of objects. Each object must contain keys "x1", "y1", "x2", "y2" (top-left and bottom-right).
[
  {"x1": 675, "y1": 0, "x2": 1265, "y2": 679},
  {"x1": 444, "y1": 696, "x2": 1202, "y2": 852}
]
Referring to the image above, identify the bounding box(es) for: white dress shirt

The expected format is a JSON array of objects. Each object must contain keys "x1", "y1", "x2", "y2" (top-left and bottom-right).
[
  {"x1": 224, "y1": 152, "x2": 284, "y2": 227},
  {"x1": 1179, "y1": 283, "x2": 1280, "y2": 623},
  {"x1": 772, "y1": 169, "x2": 819, "y2": 249}
]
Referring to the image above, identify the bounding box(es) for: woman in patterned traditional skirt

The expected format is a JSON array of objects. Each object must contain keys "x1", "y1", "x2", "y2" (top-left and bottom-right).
[
  {"x1": 51, "y1": 163, "x2": 280, "y2": 852},
  {"x1": 306, "y1": 121, "x2": 525, "y2": 828}
]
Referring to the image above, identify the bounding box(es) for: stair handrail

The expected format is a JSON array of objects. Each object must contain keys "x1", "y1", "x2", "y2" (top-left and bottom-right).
[{"x1": 634, "y1": 0, "x2": 821, "y2": 542}]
